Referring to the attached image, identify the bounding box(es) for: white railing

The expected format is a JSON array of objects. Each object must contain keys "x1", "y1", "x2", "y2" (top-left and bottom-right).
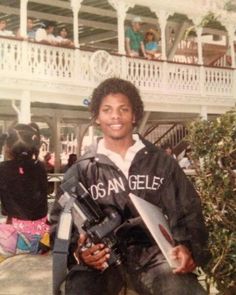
[
  {"x1": 0, "y1": 37, "x2": 235, "y2": 98},
  {"x1": 204, "y1": 66, "x2": 234, "y2": 95},
  {"x1": 26, "y1": 42, "x2": 75, "y2": 81},
  {"x1": 166, "y1": 62, "x2": 201, "y2": 94}
]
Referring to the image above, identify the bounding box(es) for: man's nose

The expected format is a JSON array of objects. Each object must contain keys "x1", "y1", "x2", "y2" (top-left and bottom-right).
[{"x1": 111, "y1": 109, "x2": 121, "y2": 118}]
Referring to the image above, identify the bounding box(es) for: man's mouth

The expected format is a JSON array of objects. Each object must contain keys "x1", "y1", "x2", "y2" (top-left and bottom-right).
[{"x1": 109, "y1": 124, "x2": 123, "y2": 130}]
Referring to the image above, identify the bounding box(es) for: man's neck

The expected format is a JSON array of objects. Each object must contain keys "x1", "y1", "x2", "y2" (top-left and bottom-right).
[
  {"x1": 132, "y1": 26, "x2": 138, "y2": 32},
  {"x1": 103, "y1": 136, "x2": 135, "y2": 159}
]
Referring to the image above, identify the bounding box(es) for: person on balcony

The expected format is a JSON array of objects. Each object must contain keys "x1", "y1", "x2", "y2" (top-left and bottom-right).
[
  {"x1": 0, "y1": 123, "x2": 49, "y2": 258},
  {"x1": 50, "y1": 77, "x2": 210, "y2": 295},
  {"x1": 56, "y1": 27, "x2": 74, "y2": 48},
  {"x1": 125, "y1": 16, "x2": 147, "y2": 58},
  {"x1": 144, "y1": 29, "x2": 160, "y2": 60},
  {"x1": 35, "y1": 21, "x2": 58, "y2": 45},
  {"x1": 16, "y1": 18, "x2": 36, "y2": 41},
  {"x1": 0, "y1": 19, "x2": 14, "y2": 37}
]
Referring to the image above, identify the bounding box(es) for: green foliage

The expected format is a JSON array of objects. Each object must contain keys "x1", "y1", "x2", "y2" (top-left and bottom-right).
[
  {"x1": 184, "y1": 12, "x2": 225, "y2": 40},
  {"x1": 187, "y1": 110, "x2": 236, "y2": 294}
]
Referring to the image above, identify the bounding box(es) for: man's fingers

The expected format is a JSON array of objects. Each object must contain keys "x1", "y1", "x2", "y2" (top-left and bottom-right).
[
  {"x1": 82, "y1": 243, "x2": 106, "y2": 256},
  {"x1": 171, "y1": 245, "x2": 196, "y2": 274},
  {"x1": 78, "y1": 233, "x2": 87, "y2": 245},
  {"x1": 79, "y1": 243, "x2": 110, "y2": 270},
  {"x1": 87, "y1": 252, "x2": 110, "y2": 266},
  {"x1": 82, "y1": 250, "x2": 110, "y2": 270},
  {"x1": 173, "y1": 256, "x2": 196, "y2": 273},
  {"x1": 83, "y1": 247, "x2": 109, "y2": 262}
]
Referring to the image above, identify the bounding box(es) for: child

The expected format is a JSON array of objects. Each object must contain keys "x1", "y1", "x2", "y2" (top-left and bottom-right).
[{"x1": 0, "y1": 123, "x2": 49, "y2": 259}]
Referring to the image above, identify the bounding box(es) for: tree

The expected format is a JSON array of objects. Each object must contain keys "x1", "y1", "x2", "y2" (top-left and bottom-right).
[{"x1": 187, "y1": 109, "x2": 236, "y2": 294}]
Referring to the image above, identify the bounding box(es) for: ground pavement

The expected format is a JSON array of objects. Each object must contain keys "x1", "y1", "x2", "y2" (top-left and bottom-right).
[
  {"x1": 0, "y1": 253, "x2": 138, "y2": 295},
  {"x1": 0, "y1": 254, "x2": 217, "y2": 295}
]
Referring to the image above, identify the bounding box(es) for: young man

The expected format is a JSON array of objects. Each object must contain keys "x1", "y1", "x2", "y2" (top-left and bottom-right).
[
  {"x1": 16, "y1": 18, "x2": 36, "y2": 41},
  {"x1": 50, "y1": 78, "x2": 210, "y2": 295},
  {"x1": 125, "y1": 16, "x2": 147, "y2": 57}
]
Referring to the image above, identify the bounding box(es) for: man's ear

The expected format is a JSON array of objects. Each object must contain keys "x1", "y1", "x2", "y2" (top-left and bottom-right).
[
  {"x1": 95, "y1": 118, "x2": 100, "y2": 125},
  {"x1": 132, "y1": 115, "x2": 136, "y2": 124}
]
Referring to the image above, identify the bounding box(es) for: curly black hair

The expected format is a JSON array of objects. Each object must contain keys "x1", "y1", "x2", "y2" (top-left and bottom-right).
[
  {"x1": 90, "y1": 78, "x2": 144, "y2": 126},
  {"x1": 6, "y1": 123, "x2": 41, "y2": 161}
]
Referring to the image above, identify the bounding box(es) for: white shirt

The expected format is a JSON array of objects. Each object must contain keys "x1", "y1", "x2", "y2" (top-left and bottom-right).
[
  {"x1": 97, "y1": 134, "x2": 144, "y2": 178},
  {"x1": 35, "y1": 29, "x2": 57, "y2": 43},
  {"x1": 35, "y1": 28, "x2": 47, "y2": 42},
  {"x1": 56, "y1": 35, "x2": 64, "y2": 42},
  {"x1": 178, "y1": 157, "x2": 192, "y2": 169},
  {"x1": 0, "y1": 30, "x2": 14, "y2": 37}
]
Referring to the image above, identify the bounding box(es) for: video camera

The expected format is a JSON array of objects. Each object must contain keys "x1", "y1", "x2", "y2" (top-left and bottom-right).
[{"x1": 57, "y1": 176, "x2": 122, "y2": 267}]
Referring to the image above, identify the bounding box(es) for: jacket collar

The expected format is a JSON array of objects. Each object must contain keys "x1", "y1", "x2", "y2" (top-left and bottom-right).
[{"x1": 78, "y1": 134, "x2": 160, "y2": 166}]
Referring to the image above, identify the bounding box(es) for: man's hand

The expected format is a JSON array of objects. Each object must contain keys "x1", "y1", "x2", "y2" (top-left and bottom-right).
[
  {"x1": 170, "y1": 245, "x2": 196, "y2": 274},
  {"x1": 74, "y1": 234, "x2": 110, "y2": 271}
]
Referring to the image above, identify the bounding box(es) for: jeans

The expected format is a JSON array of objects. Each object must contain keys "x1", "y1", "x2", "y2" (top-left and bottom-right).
[{"x1": 65, "y1": 253, "x2": 207, "y2": 295}]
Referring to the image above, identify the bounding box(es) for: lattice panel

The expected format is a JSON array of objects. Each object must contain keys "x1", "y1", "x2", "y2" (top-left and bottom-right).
[
  {"x1": 27, "y1": 43, "x2": 75, "y2": 80},
  {"x1": 205, "y1": 68, "x2": 233, "y2": 95},
  {"x1": 79, "y1": 50, "x2": 93, "y2": 82},
  {"x1": 0, "y1": 38, "x2": 22, "y2": 73},
  {"x1": 167, "y1": 63, "x2": 200, "y2": 93},
  {"x1": 126, "y1": 57, "x2": 162, "y2": 90}
]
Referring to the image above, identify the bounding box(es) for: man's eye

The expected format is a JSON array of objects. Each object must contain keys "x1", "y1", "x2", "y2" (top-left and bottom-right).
[
  {"x1": 121, "y1": 108, "x2": 129, "y2": 112},
  {"x1": 102, "y1": 108, "x2": 110, "y2": 112}
]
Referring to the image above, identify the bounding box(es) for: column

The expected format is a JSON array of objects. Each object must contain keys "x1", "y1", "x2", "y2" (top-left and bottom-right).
[
  {"x1": 196, "y1": 27, "x2": 203, "y2": 65},
  {"x1": 191, "y1": 16, "x2": 203, "y2": 65},
  {"x1": 70, "y1": 0, "x2": 83, "y2": 47},
  {"x1": 20, "y1": 91, "x2": 31, "y2": 123},
  {"x1": 108, "y1": 0, "x2": 133, "y2": 54},
  {"x1": 154, "y1": 10, "x2": 170, "y2": 60},
  {"x1": 138, "y1": 111, "x2": 151, "y2": 135},
  {"x1": 200, "y1": 105, "x2": 208, "y2": 120},
  {"x1": 12, "y1": 91, "x2": 31, "y2": 123},
  {"x1": 77, "y1": 124, "x2": 90, "y2": 157},
  {"x1": 196, "y1": 26, "x2": 204, "y2": 95},
  {"x1": 20, "y1": 0, "x2": 29, "y2": 38},
  {"x1": 54, "y1": 115, "x2": 61, "y2": 173},
  {"x1": 226, "y1": 25, "x2": 236, "y2": 68}
]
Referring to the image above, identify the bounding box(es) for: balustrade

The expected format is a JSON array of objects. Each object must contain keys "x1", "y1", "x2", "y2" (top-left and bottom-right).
[
  {"x1": 0, "y1": 37, "x2": 235, "y2": 99},
  {"x1": 204, "y1": 66, "x2": 234, "y2": 95}
]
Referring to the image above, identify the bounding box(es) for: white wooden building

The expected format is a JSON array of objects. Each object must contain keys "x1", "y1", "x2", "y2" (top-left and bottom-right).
[{"x1": 0, "y1": 0, "x2": 236, "y2": 169}]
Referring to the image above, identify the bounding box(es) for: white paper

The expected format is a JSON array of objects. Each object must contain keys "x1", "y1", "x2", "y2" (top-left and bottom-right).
[{"x1": 129, "y1": 193, "x2": 180, "y2": 269}]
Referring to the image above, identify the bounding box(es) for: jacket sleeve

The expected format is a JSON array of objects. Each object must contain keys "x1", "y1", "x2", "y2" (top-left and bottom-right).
[{"x1": 160, "y1": 161, "x2": 210, "y2": 267}]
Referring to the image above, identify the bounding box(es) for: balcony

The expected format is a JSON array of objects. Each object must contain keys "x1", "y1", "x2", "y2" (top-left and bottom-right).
[{"x1": 0, "y1": 36, "x2": 235, "y2": 117}]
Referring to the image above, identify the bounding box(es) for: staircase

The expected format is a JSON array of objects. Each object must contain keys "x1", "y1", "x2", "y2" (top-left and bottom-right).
[
  {"x1": 207, "y1": 52, "x2": 229, "y2": 67},
  {"x1": 143, "y1": 123, "x2": 188, "y2": 156},
  {"x1": 172, "y1": 39, "x2": 229, "y2": 67}
]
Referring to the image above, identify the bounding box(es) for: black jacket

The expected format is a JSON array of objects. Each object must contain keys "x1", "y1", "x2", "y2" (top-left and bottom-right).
[
  {"x1": 0, "y1": 159, "x2": 48, "y2": 220},
  {"x1": 50, "y1": 137, "x2": 210, "y2": 268}
]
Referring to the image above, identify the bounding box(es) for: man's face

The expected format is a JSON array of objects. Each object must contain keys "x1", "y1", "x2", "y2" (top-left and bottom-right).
[
  {"x1": 96, "y1": 93, "x2": 135, "y2": 141},
  {"x1": 165, "y1": 148, "x2": 172, "y2": 156},
  {"x1": 132, "y1": 22, "x2": 141, "y2": 31},
  {"x1": 47, "y1": 26, "x2": 54, "y2": 34},
  {"x1": 60, "y1": 28, "x2": 68, "y2": 38},
  {"x1": 0, "y1": 20, "x2": 6, "y2": 30},
  {"x1": 27, "y1": 19, "x2": 33, "y2": 30}
]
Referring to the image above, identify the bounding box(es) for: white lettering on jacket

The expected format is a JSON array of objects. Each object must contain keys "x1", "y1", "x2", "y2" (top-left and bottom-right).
[{"x1": 89, "y1": 174, "x2": 164, "y2": 200}]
